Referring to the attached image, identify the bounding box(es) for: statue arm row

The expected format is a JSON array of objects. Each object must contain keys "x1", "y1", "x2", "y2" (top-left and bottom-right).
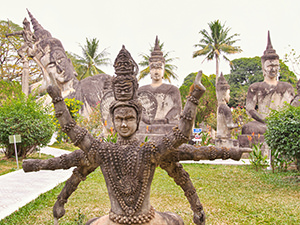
[
  {"x1": 47, "y1": 85, "x2": 95, "y2": 154},
  {"x1": 177, "y1": 144, "x2": 252, "y2": 161},
  {"x1": 22, "y1": 150, "x2": 90, "y2": 172}
]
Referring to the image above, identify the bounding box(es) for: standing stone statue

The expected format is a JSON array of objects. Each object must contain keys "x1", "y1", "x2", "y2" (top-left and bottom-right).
[
  {"x1": 215, "y1": 73, "x2": 238, "y2": 148},
  {"x1": 138, "y1": 36, "x2": 181, "y2": 127},
  {"x1": 242, "y1": 31, "x2": 295, "y2": 135}
]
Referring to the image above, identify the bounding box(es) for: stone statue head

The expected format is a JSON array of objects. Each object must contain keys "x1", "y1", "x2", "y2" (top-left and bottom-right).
[
  {"x1": 112, "y1": 45, "x2": 139, "y2": 101},
  {"x1": 110, "y1": 46, "x2": 143, "y2": 137},
  {"x1": 216, "y1": 73, "x2": 230, "y2": 103},
  {"x1": 27, "y1": 10, "x2": 77, "y2": 88},
  {"x1": 261, "y1": 31, "x2": 280, "y2": 80},
  {"x1": 149, "y1": 36, "x2": 165, "y2": 83}
]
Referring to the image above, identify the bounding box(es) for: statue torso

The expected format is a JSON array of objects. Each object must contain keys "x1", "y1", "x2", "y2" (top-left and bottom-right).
[{"x1": 247, "y1": 81, "x2": 294, "y2": 119}]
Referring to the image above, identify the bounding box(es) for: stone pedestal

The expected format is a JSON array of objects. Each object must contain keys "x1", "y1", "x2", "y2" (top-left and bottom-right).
[
  {"x1": 238, "y1": 134, "x2": 269, "y2": 157},
  {"x1": 215, "y1": 138, "x2": 238, "y2": 148},
  {"x1": 137, "y1": 123, "x2": 175, "y2": 142}
]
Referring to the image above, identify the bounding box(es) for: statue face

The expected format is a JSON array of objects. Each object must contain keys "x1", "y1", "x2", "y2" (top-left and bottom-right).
[
  {"x1": 113, "y1": 107, "x2": 137, "y2": 138},
  {"x1": 263, "y1": 59, "x2": 279, "y2": 79},
  {"x1": 150, "y1": 62, "x2": 164, "y2": 82},
  {"x1": 114, "y1": 81, "x2": 134, "y2": 101},
  {"x1": 41, "y1": 48, "x2": 75, "y2": 84}
]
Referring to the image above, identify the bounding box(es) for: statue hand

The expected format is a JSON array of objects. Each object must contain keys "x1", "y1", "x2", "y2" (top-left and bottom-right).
[
  {"x1": 23, "y1": 159, "x2": 41, "y2": 172},
  {"x1": 47, "y1": 85, "x2": 62, "y2": 100},
  {"x1": 193, "y1": 211, "x2": 206, "y2": 225},
  {"x1": 194, "y1": 71, "x2": 206, "y2": 92}
]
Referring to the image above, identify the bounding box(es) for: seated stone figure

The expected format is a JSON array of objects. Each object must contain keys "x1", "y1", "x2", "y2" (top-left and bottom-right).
[
  {"x1": 242, "y1": 31, "x2": 295, "y2": 135},
  {"x1": 215, "y1": 73, "x2": 238, "y2": 148},
  {"x1": 291, "y1": 79, "x2": 300, "y2": 107},
  {"x1": 26, "y1": 10, "x2": 112, "y2": 118},
  {"x1": 138, "y1": 36, "x2": 181, "y2": 126}
]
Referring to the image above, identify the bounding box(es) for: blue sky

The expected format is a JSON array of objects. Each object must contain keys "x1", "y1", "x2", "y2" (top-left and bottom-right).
[{"x1": 1, "y1": 0, "x2": 300, "y2": 87}]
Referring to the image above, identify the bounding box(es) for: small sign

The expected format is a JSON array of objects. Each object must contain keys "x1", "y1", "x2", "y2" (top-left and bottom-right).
[
  {"x1": 193, "y1": 128, "x2": 202, "y2": 134},
  {"x1": 9, "y1": 135, "x2": 21, "y2": 144}
]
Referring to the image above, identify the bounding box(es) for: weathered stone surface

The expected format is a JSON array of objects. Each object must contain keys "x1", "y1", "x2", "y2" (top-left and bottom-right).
[
  {"x1": 215, "y1": 73, "x2": 238, "y2": 148},
  {"x1": 242, "y1": 31, "x2": 295, "y2": 136}
]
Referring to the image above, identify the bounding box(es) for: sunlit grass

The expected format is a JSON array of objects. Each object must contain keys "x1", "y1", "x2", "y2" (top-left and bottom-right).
[{"x1": 1, "y1": 164, "x2": 299, "y2": 224}]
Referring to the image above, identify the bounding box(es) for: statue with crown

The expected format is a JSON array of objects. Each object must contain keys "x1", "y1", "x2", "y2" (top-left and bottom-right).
[
  {"x1": 21, "y1": 10, "x2": 253, "y2": 225},
  {"x1": 238, "y1": 31, "x2": 295, "y2": 148}
]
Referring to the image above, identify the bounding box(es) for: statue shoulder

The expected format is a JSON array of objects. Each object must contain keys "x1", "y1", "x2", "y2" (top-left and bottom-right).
[
  {"x1": 138, "y1": 84, "x2": 152, "y2": 92},
  {"x1": 277, "y1": 81, "x2": 294, "y2": 91},
  {"x1": 248, "y1": 82, "x2": 263, "y2": 93}
]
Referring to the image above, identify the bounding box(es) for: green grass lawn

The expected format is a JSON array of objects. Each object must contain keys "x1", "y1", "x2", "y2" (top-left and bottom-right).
[{"x1": 1, "y1": 163, "x2": 299, "y2": 225}]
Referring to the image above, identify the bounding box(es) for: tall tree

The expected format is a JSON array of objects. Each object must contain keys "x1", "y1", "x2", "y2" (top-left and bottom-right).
[
  {"x1": 138, "y1": 39, "x2": 178, "y2": 83},
  {"x1": 193, "y1": 20, "x2": 242, "y2": 80},
  {"x1": 69, "y1": 38, "x2": 111, "y2": 80}
]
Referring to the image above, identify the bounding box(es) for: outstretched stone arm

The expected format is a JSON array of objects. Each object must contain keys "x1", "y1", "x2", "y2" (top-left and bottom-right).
[
  {"x1": 53, "y1": 164, "x2": 99, "y2": 221},
  {"x1": 178, "y1": 71, "x2": 206, "y2": 141},
  {"x1": 159, "y1": 161, "x2": 205, "y2": 225},
  {"x1": 47, "y1": 85, "x2": 95, "y2": 154},
  {"x1": 22, "y1": 150, "x2": 90, "y2": 172},
  {"x1": 177, "y1": 144, "x2": 252, "y2": 161}
]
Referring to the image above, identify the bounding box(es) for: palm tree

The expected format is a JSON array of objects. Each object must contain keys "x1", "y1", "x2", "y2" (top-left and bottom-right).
[
  {"x1": 70, "y1": 38, "x2": 111, "y2": 80},
  {"x1": 193, "y1": 20, "x2": 242, "y2": 80},
  {"x1": 138, "y1": 40, "x2": 178, "y2": 83}
]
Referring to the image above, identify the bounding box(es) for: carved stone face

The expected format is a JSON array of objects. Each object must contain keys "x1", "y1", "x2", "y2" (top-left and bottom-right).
[
  {"x1": 41, "y1": 48, "x2": 75, "y2": 85},
  {"x1": 113, "y1": 107, "x2": 137, "y2": 138},
  {"x1": 150, "y1": 62, "x2": 164, "y2": 82},
  {"x1": 114, "y1": 81, "x2": 134, "y2": 101},
  {"x1": 263, "y1": 59, "x2": 279, "y2": 79}
]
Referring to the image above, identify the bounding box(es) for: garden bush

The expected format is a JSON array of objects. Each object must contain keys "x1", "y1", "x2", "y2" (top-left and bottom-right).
[
  {"x1": 0, "y1": 93, "x2": 55, "y2": 158},
  {"x1": 265, "y1": 104, "x2": 300, "y2": 171}
]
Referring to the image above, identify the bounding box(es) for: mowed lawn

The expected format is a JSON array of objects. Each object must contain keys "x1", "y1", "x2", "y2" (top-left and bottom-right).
[{"x1": 1, "y1": 163, "x2": 299, "y2": 225}]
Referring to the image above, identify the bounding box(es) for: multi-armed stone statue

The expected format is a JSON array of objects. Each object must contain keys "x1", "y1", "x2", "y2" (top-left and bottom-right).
[
  {"x1": 23, "y1": 43, "x2": 251, "y2": 224},
  {"x1": 215, "y1": 73, "x2": 238, "y2": 148},
  {"x1": 239, "y1": 31, "x2": 295, "y2": 147},
  {"x1": 138, "y1": 36, "x2": 181, "y2": 137}
]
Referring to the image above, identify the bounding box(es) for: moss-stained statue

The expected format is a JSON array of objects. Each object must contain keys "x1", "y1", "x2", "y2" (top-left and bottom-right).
[{"x1": 22, "y1": 11, "x2": 251, "y2": 225}]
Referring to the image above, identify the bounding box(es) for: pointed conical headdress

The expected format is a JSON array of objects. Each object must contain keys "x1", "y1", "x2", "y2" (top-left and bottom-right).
[
  {"x1": 216, "y1": 72, "x2": 230, "y2": 92},
  {"x1": 261, "y1": 31, "x2": 279, "y2": 63},
  {"x1": 27, "y1": 9, "x2": 52, "y2": 40},
  {"x1": 149, "y1": 36, "x2": 165, "y2": 63}
]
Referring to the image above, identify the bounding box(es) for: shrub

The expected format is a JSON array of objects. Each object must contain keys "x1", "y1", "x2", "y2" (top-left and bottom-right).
[
  {"x1": 0, "y1": 93, "x2": 55, "y2": 158},
  {"x1": 265, "y1": 104, "x2": 300, "y2": 171},
  {"x1": 78, "y1": 102, "x2": 103, "y2": 139},
  {"x1": 51, "y1": 98, "x2": 83, "y2": 143}
]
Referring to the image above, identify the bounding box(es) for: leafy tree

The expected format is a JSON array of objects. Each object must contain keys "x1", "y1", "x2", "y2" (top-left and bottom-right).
[
  {"x1": 179, "y1": 72, "x2": 217, "y2": 126},
  {"x1": 284, "y1": 46, "x2": 300, "y2": 77},
  {"x1": 0, "y1": 20, "x2": 41, "y2": 84},
  {"x1": 193, "y1": 20, "x2": 242, "y2": 80},
  {"x1": 138, "y1": 39, "x2": 179, "y2": 83},
  {"x1": 0, "y1": 92, "x2": 54, "y2": 158},
  {"x1": 68, "y1": 38, "x2": 111, "y2": 80},
  {"x1": 225, "y1": 57, "x2": 297, "y2": 107},
  {"x1": 265, "y1": 104, "x2": 300, "y2": 171},
  {"x1": 0, "y1": 80, "x2": 22, "y2": 105}
]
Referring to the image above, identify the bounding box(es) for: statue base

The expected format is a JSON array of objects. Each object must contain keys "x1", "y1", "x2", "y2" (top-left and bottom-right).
[
  {"x1": 215, "y1": 138, "x2": 238, "y2": 148},
  {"x1": 238, "y1": 134, "x2": 269, "y2": 157},
  {"x1": 137, "y1": 123, "x2": 177, "y2": 142}
]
